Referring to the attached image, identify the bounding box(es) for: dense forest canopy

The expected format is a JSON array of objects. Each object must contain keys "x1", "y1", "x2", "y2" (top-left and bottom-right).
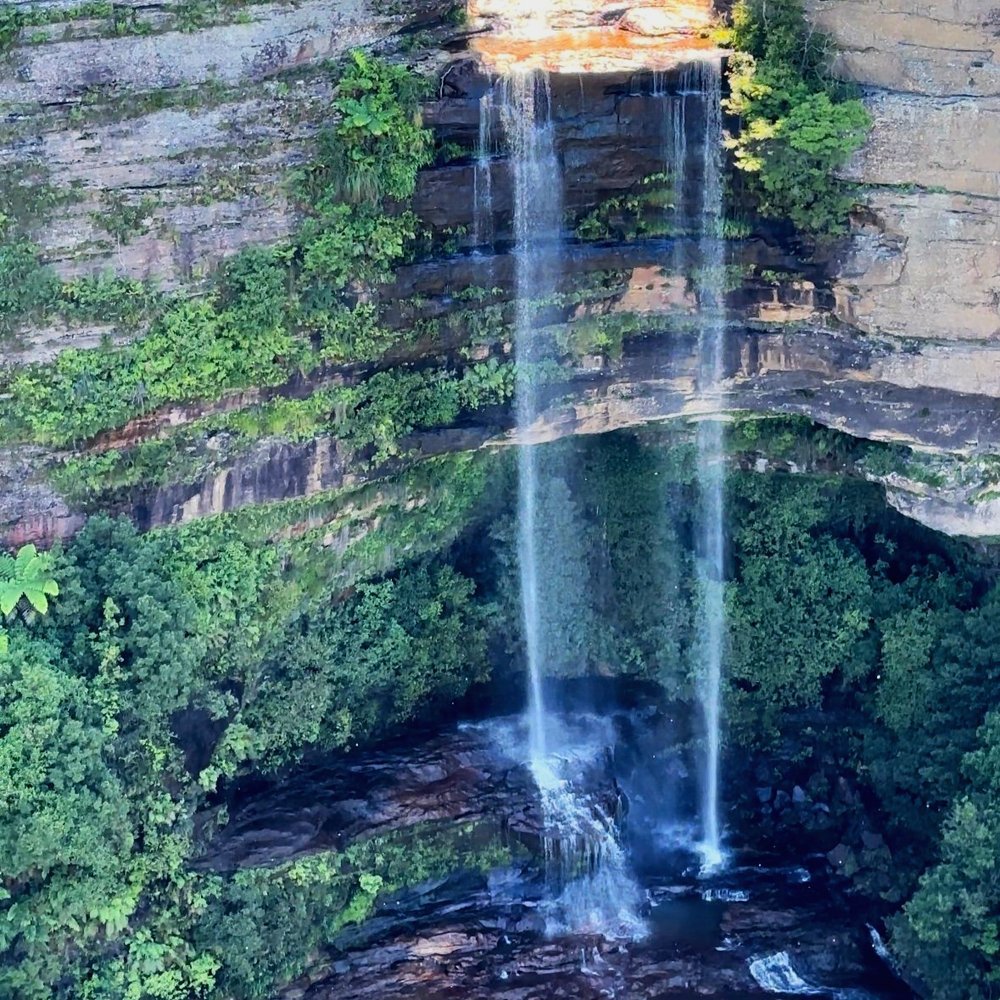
[{"x1": 2, "y1": 424, "x2": 998, "y2": 997}]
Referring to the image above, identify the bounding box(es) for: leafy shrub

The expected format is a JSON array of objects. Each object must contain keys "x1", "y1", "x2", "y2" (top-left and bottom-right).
[
  {"x1": 0, "y1": 3, "x2": 21, "y2": 50},
  {"x1": 298, "y1": 204, "x2": 418, "y2": 291},
  {"x1": 0, "y1": 240, "x2": 59, "y2": 335},
  {"x1": 59, "y1": 272, "x2": 160, "y2": 328},
  {"x1": 295, "y1": 49, "x2": 433, "y2": 205},
  {"x1": 724, "y1": 0, "x2": 871, "y2": 234},
  {"x1": 891, "y1": 710, "x2": 1000, "y2": 998}
]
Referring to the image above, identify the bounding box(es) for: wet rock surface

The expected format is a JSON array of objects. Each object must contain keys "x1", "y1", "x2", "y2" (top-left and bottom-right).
[
  {"x1": 196, "y1": 714, "x2": 910, "y2": 999},
  {"x1": 198, "y1": 719, "x2": 619, "y2": 872}
]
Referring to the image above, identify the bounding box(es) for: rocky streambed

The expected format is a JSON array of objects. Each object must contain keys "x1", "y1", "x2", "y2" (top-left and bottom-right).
[{"x1": 199, "y1": 713, "x2": 912, "y2": 999}]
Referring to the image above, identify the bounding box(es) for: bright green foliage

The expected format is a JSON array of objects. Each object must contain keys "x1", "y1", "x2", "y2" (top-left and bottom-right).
[
  {"x1": 311, "y1": 302, "x2": 396, "y2": 362},
  {"x1": 346, "y1": 360, "x2": 513, "y2": 463},
  {"x1": 0, "y1": 544, "x2": 59, "y2": 655},
  {"x1": 296, "y1": 48, "x2": 433, "y2": 205},
  {"x1": 0, "y1": 240, "x2": 60, "y2": 335},
  {"x1": 864, "y1": 591, "x2": 1000, "y2": 871},
  {"x1": 298, "y1": 204, "x2": 419, "y2": 291},
  {"x1": 211, "y1": 357, "x2": 511, "y2": 464},
  {"x1": 575, "y1": 172, "x2": 676, "y2": 241},
  {"x1": 726, "y1": 476, "x2": 873, "y2": 736},
  {"x1": 725, "y1": 0, "x2": 871, "y2": 233},
  {"x1": 0, "y1": 544, "x2": 59, "y2": 616},
  {"x1": 59, "y1": 272, "x2": 160, "y2": 328},
  {"x1": 0, "y1": 501, "x2": 499, "y2": 996},
  {"x1": 0, "y1": 3, "x2": 21, "y2": 50},
  {"x1": 0, "y1": 637, "x2": 136, "y2": 997},
  {"x1": 4, "y1": 423, "x2": 1000, "y2": 999},
  {"x1": 5, "y1": 293, "x2": 300, "y2": 444},
  {"x1": 215, "y1": 244, "x2": 291, "y2": 334},
  {"x1": 0, "y1": 245, "x2": 156, "y2": 338},
  {"x1": 209, "y1": 563, "x2": 491, "y2": 780},
  {"x1": 892, "y1": 711, "x2": 1000, "y2": 997}
]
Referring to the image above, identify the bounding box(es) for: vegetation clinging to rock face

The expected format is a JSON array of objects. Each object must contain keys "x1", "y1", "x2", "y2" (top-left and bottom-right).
[
  {"x1": 723, "y1": 0, "x2": 871, "y2": 234},
  {"x1": 0, "y1": 52, "x2": 436, "y2": 445}
]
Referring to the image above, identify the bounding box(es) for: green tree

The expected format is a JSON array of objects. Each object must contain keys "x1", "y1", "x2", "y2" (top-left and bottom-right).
[
  {"x1": 0, "y1": 543, "x2": 59, "y2": 653},
  {"x1": 215, "y1": 563, "x2": 491, "y2": 778},
  {"x1": 0, "y1": 636, "x2": 135, "y2": 997},
  {"x1": 892, "y1": 711, "x2": 1000, "y2": 998},
  {"x1": 725, "y1": 476, "x2": 873, "y2": 737},
  {"x1": 725, "y1": 0, "x2": 871, "y2": 234}
]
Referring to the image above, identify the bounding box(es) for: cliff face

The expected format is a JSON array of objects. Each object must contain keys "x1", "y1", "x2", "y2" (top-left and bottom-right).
[
  {"x1": 810, "y1": 0, "x2": 1000, "y2": 346},
  {"x1": 1, "y1": 0, "x2": 999, "y2": 544},
  {"x1": 2, "y1": 0, "x2": 452, "y2": 362}
]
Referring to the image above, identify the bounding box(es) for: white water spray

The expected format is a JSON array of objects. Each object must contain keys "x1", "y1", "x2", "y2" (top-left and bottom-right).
[
  {"x1": 496, "y1": 77, "x2": 645, "y2": 936},
  {"x1": 660, "y1": 62, "x2": 728, "y2": 868},
  {"x1": 750, "y1": 951, "x2": 877, "y2": 999}
]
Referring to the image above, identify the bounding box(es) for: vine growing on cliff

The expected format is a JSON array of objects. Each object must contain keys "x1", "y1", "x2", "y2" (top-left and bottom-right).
[{"x1": 722, "y1": 0, "x2": 871, "y2": 234}]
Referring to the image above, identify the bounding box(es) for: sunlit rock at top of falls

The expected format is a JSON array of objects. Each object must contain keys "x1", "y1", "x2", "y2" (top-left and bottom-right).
[{"x1": 469, "y1": 0, "x2": 725, "y2": 74}]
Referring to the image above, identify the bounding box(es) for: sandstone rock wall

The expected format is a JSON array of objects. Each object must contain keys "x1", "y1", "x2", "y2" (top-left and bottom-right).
[
  {"x1": 807, "y1": 0, "x2": 1000, "y2": 346},
  {"x1": 2, "y1": 0, "x2": 1000, "y2": 544},
  {"x1": 0, "y1": 0, "x2": 446, "y2": 361}
]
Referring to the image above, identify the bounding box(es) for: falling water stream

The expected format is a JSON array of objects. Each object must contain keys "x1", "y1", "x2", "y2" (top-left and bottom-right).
[
  {"x1": 498, "y1": 71, "x2": 561, "y2": 766},
  {"x1": 694, "y1": 60, "x2": 727, "y2": 870},
  {"x1": 472, "y1": 90, "x2": 495, "y2": 252},
  {"x1": 655, "y1": 60, "x2": 728, "y2": 867},
  {"x1": 495, "y1": 71, "x2": 647, "y2": 939}
]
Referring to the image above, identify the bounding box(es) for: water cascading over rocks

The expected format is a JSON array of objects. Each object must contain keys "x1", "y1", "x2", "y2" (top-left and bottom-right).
[
  {"x1": 472, "y1": 89, "x2": 495, "y2": 254},
  {"x1": 492, "y1": 71, "x2": 647, "y2": 940}
]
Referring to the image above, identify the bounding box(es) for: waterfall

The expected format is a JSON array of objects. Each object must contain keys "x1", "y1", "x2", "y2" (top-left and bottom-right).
[
  {"x1": 749, "y1": 952, "x2": 825, "y2": 994},
  {"x1": 498, "y1": 70, "x2": 562, "y2": 765},
  {"x1": 750, "y1": 951, "x2": 876, "y2": 998},
  {"x1": 662, "y1": 61, "x2": 727, "y2": 869},
  {"x1": 472, "y1": 90, "x2": 494, "y2": 252},
  {"x1": 497, "y1": 73, "x2": 646, "y2": 941},
  {"x1": 538, "y1": 756, "x2": 648, "y2": 941},
  {"x1": 693, "y1": 59, "x2": 727, "y2": 872}
]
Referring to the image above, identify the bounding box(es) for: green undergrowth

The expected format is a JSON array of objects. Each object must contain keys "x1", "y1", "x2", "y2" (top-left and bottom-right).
[
  {"x1": 722, "y1": 0, "x2": 871, "y2": 234},
  {"x1": 573, "y1": 171, "x2": 754, "y2": 243},
  {"x1": 575, "y1": 172, "x2": 677, "y2": 241},
  {"x1": 195, "y1": 823, "x2": 512, "y2": 999},
  {"x1": 0, "y1": 0, "x2": 286, "y2": 49},
  {"x1": 165, "y1": 449, "x2": 499, "y2": 598},
  {"x1": 49, "y1": 357, "x2": 516, "y2": 504},
  {"x1": 1, "y1": 479, "x2": 502, "y2": 997},
  {"x1": 0, "y1": 51, "x2": 435, "y2": 443}
]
